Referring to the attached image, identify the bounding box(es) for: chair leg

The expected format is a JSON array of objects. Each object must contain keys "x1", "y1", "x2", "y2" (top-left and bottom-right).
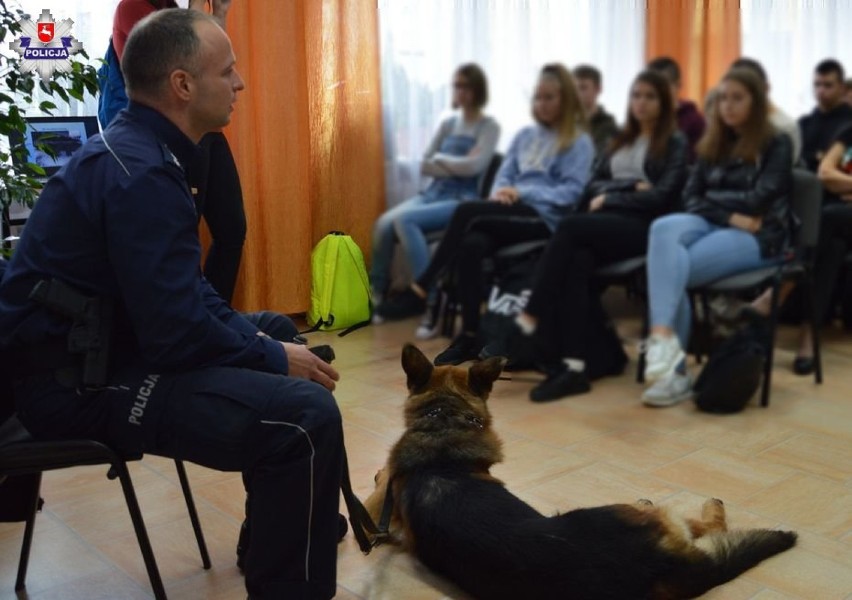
[
  {"x1": 112, "y1": 459, "x2": 168, "y2": 600},
  {"x1": 442, "y1": 297, "x2": 458, "y2": 339},
  {"x1": 636, "y1": 310, "x2": 649, "y2": 383},
  {"x1": 805, "y1": 271, "x2": 824, "y2": 385},
  {"x1": 15, "y1": 472, "x2": 42, "y2": 592},
  {"x1": 695, "y1": 293, "x2": 710, "y2": 365},
  {"x1": 761, "y1": 277, "x2": 782, "y2": 407},
  {"x1": 174, "y1": 460, "x2": 211, "y2": 569}
]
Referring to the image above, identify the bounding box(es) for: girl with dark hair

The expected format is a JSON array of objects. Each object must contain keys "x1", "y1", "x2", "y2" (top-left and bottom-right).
[
  {"x1": 371, "y1": 63, "x2": 500, "y2": 336},
  {"x1": 485, "y1": 70, "x2": 688, "y2": 402},
  {"x1": 378, "y1": 63, "x2": 594, "y2": 366},
  {"x1": 641, "y1": 68, "x2": 793, "y2": 407}
]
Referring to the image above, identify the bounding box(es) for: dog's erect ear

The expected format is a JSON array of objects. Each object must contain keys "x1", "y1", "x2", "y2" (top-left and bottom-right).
[
  {"x1": 402, "y1": 343, "x2": 433, "y2": 392},
  {"x1": 468, "y1": 356, "x2": 505, "y2": 397}
]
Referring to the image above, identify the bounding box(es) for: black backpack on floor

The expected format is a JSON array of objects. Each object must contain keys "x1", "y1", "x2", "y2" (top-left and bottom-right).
[{"x1": 693, "y1": 322, "x2": 767, "y2": 414}]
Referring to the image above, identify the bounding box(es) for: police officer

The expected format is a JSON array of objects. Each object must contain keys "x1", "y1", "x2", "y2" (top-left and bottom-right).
[{"x1": 0, "y1": 9, "x2": 343, "y2": 600}]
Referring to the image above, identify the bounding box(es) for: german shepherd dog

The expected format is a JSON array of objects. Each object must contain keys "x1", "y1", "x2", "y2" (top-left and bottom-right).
[{"x1": 363, "y1": 344, "x2": 796, "y2": 600}]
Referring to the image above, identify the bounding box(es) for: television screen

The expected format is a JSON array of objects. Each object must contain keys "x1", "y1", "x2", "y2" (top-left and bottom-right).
[{"x1": 10, "y1": 116, "x2": 100, "y2": 177}]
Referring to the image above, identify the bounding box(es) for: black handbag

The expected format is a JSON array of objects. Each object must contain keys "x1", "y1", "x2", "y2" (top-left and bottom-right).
[{"x1": 693, "y1": 323, "x2": 766, "y2": 414}]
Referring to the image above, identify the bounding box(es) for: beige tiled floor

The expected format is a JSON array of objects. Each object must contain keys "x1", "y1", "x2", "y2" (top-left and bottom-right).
[{"x1": 2, "y1": 297, "x2": 852, "y2": 599}]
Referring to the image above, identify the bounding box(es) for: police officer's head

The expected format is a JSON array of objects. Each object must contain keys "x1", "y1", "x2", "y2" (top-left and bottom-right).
[{"x1": 122, "y1": 8, "x2": 245, "y2": 142}]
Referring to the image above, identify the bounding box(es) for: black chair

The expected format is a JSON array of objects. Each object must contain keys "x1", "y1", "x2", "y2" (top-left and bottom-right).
[
  {"x1": 0, "y1": 415, "x2": 211, "y2": 599},
  {"x1": 685, "y1": 169, "x2": 824, "y2": 406}
]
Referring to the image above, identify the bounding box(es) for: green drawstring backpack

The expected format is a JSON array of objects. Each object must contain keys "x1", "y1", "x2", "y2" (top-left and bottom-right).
[{"x1": 306, "y1": 231, "x2": 372, "y2": 335}]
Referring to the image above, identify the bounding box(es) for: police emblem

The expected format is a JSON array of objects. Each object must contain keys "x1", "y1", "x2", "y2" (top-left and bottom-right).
[{"x1": 9, "y1": 9, "x2": 84, "y2": 81}]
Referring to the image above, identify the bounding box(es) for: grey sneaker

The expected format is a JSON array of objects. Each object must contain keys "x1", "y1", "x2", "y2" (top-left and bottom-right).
[
  {"x1": 642, "y1": 372, "x2": 693, "y2": 407},
  {"x1": 644, "y1": 334, "x2": 685, "y2": 382}
]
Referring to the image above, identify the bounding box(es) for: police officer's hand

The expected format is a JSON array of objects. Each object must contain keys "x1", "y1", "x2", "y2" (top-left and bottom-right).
[{"x1": 282, "y1": 343, "x2": 340, "y2": 391}]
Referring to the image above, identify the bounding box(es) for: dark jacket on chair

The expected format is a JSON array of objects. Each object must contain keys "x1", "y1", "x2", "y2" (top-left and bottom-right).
[
  {"x1": 685, "y1": 133, "x2": 793, "y2": 258},
  {"x1": 581, "y1": 132, "x2": 689, "y2": 222}
]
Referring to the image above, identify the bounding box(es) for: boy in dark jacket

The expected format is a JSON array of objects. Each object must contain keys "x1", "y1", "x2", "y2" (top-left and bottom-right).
[
  {"x1": 798, "y1": 59, "x2": 852, "y2": 172},
  {"x1": 648, "y1": 56, "x2": 706, "y2": 162}
]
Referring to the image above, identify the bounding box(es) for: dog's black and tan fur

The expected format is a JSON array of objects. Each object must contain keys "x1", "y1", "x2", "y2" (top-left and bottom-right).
[{"x1": 363, "y1": 344, "x2": 796, "y2": 600}]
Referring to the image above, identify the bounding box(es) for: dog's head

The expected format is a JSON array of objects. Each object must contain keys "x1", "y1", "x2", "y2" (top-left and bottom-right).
[{"x1": 400, "y1": 343, "x2": 505, "y2": 426}]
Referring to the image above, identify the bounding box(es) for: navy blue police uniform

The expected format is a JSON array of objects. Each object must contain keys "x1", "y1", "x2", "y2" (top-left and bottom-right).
[{"x1": 0, "y1": 102, "x2": 343, "y2": 600}]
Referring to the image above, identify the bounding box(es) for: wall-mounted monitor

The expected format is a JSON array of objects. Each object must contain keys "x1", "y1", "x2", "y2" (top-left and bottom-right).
[{"x1": 9, "y1": 115, "x2": 99, "y2": 178}]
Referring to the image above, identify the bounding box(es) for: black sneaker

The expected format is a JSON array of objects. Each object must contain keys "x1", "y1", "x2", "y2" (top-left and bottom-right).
[
  {"x1": 434, "y1": 333, "x2": 482, "y2": 366},
  {"x1": 529, "y1": 368, "x2": 591, "y2": 402},
  {"x1": 376, "y1": 288, "x2": 427, "y2": 320}
]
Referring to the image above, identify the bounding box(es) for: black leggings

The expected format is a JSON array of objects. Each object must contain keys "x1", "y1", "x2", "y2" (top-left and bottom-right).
[
  {"x1": 193, "y1": 132, "x2": 247, "y2": 303},
  {"x1": 416, "y1": 201, "x2": 550, "y2": 333},
  {"x1": 525, "y1": 212, "x2": 648, "y2": 368}
]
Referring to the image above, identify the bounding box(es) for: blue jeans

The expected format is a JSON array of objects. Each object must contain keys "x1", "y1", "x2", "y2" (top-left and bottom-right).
[
  {"x1": 369, "y1": 194, "x2": 460, "y2": 293},
  {"x1": 647, "y1": 213, "x2": 782, "y2": 348}
]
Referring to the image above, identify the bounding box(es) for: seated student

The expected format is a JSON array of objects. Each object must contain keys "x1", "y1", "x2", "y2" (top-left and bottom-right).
[
  {"x1": 732, "y1": 57, "x2": 802, "y2": 165},
  {"x1": 642, "y1": 67, "x2": 793, "y2": 407},
  {"x1": 483, "y1": 70, "x2": 687, "y2": 402},
  {"x1": 573, "y1": 64, "x2": 619, "y2": 157},
  {"x1": 378, "y1": 63, "x2": 594, "y2": 365},
  {"x1": 371, "y1": 64, "x2": 500, "y2": 320},
  {"x1": 648, "y1": 56, "x2": 706, "y2": 162},
  {"x1": 845, "y1": 78, "x2": 852, "y2": 106},
  {"x1": 749, "y1": 122, "x2": 852, "y2": 374},
  {"x1": 798, "y1": 59, "x2": 852, "y2": 173}
]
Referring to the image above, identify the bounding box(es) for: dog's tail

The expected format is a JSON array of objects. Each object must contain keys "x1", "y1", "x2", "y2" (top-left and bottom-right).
[{"x1": 660, "y1": 529, "x2": 797, "y2": 598}]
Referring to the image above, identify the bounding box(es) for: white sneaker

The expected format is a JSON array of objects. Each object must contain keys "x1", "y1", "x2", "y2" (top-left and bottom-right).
[
  {"x1": 644, "y1": 334, "x2": 685, "y2": 382},
  {"x1": 414, "y1": 317, "x2": 440, "y2": 340},
  {"x1": 642, "y1": 372, "x2": 693, "y2": 407},
  {"x1": 371, "y1": 292, "x2": 384, "y2": 325},
  {"x1": 414, "y1": 293, "x2": 446, "y2": 340}
]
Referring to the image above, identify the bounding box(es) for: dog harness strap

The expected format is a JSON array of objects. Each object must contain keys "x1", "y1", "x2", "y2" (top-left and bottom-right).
[{"x1": 340, "y1": 446, "x2": 392, "y2": 554}]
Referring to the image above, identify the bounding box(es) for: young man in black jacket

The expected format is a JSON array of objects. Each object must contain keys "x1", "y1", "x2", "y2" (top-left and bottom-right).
[
  {"x1": 573, "y1": 65, "x2": 619, "y2": 157},
  {"x1": 798, "y1": 59, "x2": 852, "y2": 172}
]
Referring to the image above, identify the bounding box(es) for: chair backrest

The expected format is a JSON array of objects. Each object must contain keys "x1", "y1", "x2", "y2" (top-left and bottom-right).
[
  {"x1": 478, "y1": 152, "x2": 503, "y2": 198},
  {"x1": 790, "y1": 169, "x2": 822, "y2": 251}
]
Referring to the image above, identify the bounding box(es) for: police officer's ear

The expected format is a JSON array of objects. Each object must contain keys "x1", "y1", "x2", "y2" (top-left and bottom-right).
[{"x1": 169, "y1": 69, "x2": 195, "y2": 103}]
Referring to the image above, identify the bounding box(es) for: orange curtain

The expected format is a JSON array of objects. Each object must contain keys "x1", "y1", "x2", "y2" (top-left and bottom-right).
[
  {"x1": 646, "y1": 0, "x2": 740, "y2": 107},
  {"x1": 219, "y1": 0, "x2": 385, "y2": 314}
]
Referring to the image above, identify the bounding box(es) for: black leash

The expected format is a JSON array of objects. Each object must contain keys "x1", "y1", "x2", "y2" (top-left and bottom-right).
[{"x1": 340, "y1": 446, "x2": 394, "y2": 554}]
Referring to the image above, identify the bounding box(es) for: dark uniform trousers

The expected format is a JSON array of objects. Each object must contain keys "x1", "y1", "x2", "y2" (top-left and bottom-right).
[{"x1": 12, "y1": 313, "x2": 343, "y2": 600}]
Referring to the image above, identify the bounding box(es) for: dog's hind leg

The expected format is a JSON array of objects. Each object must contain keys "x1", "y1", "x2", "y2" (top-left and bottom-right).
[{"x1": 686, "y1": 498, "x2": 727, "y2": 539}]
